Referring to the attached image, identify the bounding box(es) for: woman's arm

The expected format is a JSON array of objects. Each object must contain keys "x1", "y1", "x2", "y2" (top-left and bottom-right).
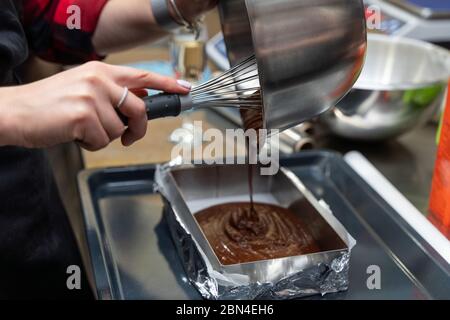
[
  {"x1": 23, "y1": 0, "x2": 217, "y2": 63},
  {"x1": 92, "y1": 0, "x2": 166, "y2": 55},
  {"x1": 0, "y1": 62, "x2": 190, "y2": 150},
  {"x1": 92, "y1": 0, "x2": 218, "y2": 54},
  {"x1": 23, "y1": 0, "x2": 109, "y2": 64}
]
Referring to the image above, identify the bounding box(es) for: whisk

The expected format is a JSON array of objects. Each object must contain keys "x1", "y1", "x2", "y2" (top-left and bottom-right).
[{"x1": 118, "y1": 55, "x2": 261, "y2": 123}]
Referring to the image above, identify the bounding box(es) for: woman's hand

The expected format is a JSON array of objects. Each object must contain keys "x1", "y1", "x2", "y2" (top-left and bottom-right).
[
  {"x1": 0, "y1": 62, "x2": 190, "y2": 151},
  {"x1": 172, "y1": 0, "x2": 219, "y2": 23}
]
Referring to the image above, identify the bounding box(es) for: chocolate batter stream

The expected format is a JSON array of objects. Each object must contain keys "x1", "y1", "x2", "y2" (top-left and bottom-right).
[
  {"x1": 240, "y1": 92, "x2": 264, "y2": 214},
  {"x1": 247, "y1": 164, "x2": 254, "y2": 213}
]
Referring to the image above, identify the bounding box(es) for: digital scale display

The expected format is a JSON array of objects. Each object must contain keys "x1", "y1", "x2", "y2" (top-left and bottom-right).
[
  {"x1": 393, "y1": 0, "x2": 450, "y2": 12},
  {"x1": 364, "y1": 0, "x2": 450, "y2": 44}
]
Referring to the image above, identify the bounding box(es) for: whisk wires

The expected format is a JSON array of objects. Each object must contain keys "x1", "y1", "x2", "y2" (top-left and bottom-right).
[{"x1": 191, "y1": 55, "x2": 261, "y2": 111}]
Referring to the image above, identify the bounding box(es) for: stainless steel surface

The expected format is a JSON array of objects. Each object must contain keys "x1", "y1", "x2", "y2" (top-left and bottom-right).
[
  {"x1": 321, "y1": 34, "x2": 450, "y2": 140},
  {"x1": 353, "y1": 35, "x2": 450, "y2": 90},
  {"x1": 318, "y1": 123, "x2": 438, "y2": 214},
  {"x1": 78, "y1": 150, "x2": 450, "y2": 300},
  {"x1": 156, "y1": 163, "x2": 353, "y2": 299},
  {"x1": 218, "y1": 0, "x2": 367, "y2": 131},
  {"x1": 279, "y1": 129, "x2": 316, "y2": 152}
]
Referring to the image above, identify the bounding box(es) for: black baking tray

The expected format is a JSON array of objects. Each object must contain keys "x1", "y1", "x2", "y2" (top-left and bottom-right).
[{"x1": 78, "y1": 151, "x2": 450, "y2": 300}]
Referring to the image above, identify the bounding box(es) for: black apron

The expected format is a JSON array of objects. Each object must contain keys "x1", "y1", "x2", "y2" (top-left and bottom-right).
[{"x1": 0, "y1": 1, "x2": 92, "y2": 299}]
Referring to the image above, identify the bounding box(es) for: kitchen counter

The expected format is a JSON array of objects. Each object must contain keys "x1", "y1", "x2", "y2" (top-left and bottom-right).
[
  {"x1": 318, "y1": 123, "x2": 438, "y2": 214},
  {"x1": 82, "y1": 110, "x2": 246, "y2": 168}
]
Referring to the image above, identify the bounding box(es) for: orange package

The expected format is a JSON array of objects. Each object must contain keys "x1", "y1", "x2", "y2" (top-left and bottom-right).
[{"x1": 429, "y1": 83, "x2": 450, "y2": 239}]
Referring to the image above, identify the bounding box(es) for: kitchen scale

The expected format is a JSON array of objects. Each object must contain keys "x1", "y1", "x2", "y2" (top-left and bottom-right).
[{"x1": 365, "y1": 0, "x2": 450, "y2": 46}]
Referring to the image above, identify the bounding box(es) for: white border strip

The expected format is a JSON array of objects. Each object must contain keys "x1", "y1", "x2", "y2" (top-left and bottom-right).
[{"x1": 344, "y1": 151, "x2": 450, "y2": 264}]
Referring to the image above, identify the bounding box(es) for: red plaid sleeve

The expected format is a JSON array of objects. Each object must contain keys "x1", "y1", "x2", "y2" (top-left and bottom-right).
[{"x1": 22, "y1": 0, "x2": 109, "y2": 64}]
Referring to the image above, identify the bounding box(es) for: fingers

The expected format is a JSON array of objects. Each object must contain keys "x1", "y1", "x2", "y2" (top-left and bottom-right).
[
  {"x1": 75, "y1": 111, "x2": 111, "y2": 151},
  {"x1": 76, "y1": 62, "x2": 189, "y2": 148},
  {"x1": 94, "y1": 98, "x2": 126, "y2": 143},
  {"x1": 107, "y1": 64, "x2": 192, "y2": 94},
  {"x1": 108, "y1": 82, "x2": 148, "y2": 146},
  {"x1": 130, "y1": 88, "x2": 148, "y2": 98},
  {"x1": 103, "y1": 64, "x2": 192, "y2": 146}
]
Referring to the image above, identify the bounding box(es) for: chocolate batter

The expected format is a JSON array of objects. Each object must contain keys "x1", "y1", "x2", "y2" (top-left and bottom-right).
[
  {"x1": 195, "y1": 202, "x2": 320, "y2": 265},
  {"x1": 240, "y1": 90, "x2": 264, "y2": 132},
  {"x1": 240, "y1": 106, "x2": 264, "y2": 132}
]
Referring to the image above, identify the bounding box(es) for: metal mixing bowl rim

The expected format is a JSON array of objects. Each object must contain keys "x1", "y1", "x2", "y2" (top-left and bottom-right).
[
  {"x1": 353, "y1": 79, "x2": 448, "y2": 91},
  {"x1": 354, "y1": 34, "x2": 450, "y2": 91}
]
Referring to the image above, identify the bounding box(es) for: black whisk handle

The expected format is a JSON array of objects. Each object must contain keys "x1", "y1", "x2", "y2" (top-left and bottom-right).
[
  {"x1": 117, "y1": 93, "x2": 182, "y2": 125},
  {"x1": 144, "y1": 93, "x2": 182, "y2": 120}
]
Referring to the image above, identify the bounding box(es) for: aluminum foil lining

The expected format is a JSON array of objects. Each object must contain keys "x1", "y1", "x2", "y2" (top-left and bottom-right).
[{"x1": 154, "y1": 158, "x2": 356, "y2": 300}]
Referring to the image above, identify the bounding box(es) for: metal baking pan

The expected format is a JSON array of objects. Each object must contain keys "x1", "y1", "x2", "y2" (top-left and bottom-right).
[
  {"x1": 155, "y1": 163, "x2": 355, "y2": 299},
  {"x1": 78, "y1": 151, "x2": 450, "y2": 300}
]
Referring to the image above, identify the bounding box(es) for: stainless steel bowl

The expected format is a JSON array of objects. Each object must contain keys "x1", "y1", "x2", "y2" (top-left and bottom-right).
[
  {"x1": 321, "y1": 34, "x2": 450, "y2": 141},
  {"x1": 219, "y1": 0, "x2": 367, "y2": 131}
]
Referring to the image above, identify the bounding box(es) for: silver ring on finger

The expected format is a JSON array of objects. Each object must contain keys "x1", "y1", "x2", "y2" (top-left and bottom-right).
[{"x1": 116, "y1": 86, "x2": 129, "y2": 109}]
